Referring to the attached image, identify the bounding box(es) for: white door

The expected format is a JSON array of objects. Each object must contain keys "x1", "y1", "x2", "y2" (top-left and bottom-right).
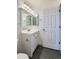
[
  {"x1": 40, "y1": 10, "x2": 60, "y2": 50},
  {"x1": 54, "y1": 13, "x2": 61, "y2": 50},
  {"x1": 40, "y1": 15, "x2": 55, "y2": 49},
  {"x1": 39, "y1": 13, "x2": 61, "y2": 50},
  {"x1": 59, "y1": 12, "x2": 61, "y2": 50}
]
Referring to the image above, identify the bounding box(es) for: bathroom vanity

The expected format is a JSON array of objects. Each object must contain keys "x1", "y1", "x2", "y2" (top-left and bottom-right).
[
  {"x1": 19, "y1": 6, "x2": 40, "y2": 57},
  {"x1": 21, "y1": 28, "x2": 39, "y2": 57}
]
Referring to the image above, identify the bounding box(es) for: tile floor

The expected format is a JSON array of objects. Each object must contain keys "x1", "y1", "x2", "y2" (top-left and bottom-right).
[{"x1": 30, "y1": 46, "x2": 61, "y2": 59}]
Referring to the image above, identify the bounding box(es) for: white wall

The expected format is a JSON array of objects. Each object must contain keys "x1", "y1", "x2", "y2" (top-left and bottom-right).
[
  {"x1": 17, "y1": 8, "x2": 23, "y2": 53},
  {"x1": 17, "y1": 0, "x2": 23, "y2": 53}
]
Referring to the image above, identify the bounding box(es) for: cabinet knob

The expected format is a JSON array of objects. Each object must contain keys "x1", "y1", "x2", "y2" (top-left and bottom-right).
[{"x1": 26, "y1": 38, "x2": 29, "y2": 41}]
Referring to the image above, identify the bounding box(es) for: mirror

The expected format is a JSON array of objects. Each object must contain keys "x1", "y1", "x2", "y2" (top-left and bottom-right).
[{"x1": 20, "y1": 9, "x2": 39, "y2": 30}]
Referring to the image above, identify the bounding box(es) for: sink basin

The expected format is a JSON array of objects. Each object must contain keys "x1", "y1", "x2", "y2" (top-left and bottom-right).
[
  {"x1": 21, "y1": 26, "x2": 39, "y2": 34},
  {"x1": 21, "y1": 29, "x2": 38, "y2": 34}
]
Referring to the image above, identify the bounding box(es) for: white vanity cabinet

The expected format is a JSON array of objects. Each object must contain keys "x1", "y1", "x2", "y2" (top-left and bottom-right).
[{"x1": 21, "y1": 32, "x2": 38, "y2": 57}]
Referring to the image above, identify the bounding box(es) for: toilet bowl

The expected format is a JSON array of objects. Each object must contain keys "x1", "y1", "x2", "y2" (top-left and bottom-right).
[{"x1": 17, "y1": 53, "x2": 29, "y2": 59}]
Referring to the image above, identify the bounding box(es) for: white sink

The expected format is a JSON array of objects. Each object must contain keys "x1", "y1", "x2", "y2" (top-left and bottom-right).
[{"x1": 21, "y1": 29, "x2": 38, "y2": 34}]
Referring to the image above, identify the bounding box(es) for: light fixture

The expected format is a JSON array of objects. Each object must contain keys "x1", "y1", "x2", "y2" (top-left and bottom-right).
[{"x1": 23, "y1": 4, "x2": 38, "y2": 17}]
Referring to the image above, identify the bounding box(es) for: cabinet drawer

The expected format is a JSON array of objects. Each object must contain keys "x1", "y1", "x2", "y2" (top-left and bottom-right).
[{"x1": 22, "y1": 34, "x2": 30, "y2": 40}]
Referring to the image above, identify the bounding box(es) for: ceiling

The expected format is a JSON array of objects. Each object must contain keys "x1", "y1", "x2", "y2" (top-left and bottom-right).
[{"x1": 23, "y1": 0, "x2": 60, "y2": 14}]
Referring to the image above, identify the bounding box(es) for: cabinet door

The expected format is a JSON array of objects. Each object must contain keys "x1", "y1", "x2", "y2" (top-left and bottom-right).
[
  {"x1": 30, "y1": 34, "x2": 38, "y2": 54},
  {"x1": 21, "y1": 34, "x2": 31, "y2": 56}
]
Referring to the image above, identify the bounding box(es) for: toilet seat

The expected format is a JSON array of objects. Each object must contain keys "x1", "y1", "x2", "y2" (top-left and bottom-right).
[{"x1": 17, "y1": 53, "x2": 29, "y2": 59}]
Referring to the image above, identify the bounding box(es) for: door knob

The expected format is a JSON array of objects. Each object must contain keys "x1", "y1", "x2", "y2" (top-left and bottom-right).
[{"x1": 43, "y1": 29, "x2": 45, "y2": 31}]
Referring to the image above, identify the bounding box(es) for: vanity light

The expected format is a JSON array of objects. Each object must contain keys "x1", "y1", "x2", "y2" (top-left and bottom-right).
[{"x1": 23, "y1": 4, "x2": 38, "y2": 17}]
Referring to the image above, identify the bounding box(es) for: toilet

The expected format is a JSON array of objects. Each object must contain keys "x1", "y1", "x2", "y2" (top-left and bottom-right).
[{"x1": 17, "y1": 53, "x2": 29, "y2": 59}]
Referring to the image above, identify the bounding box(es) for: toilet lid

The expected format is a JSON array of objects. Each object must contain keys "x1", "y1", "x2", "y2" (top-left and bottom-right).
[{"x1": 17, "y1": 53, "x2": 29, "y2": 59}]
